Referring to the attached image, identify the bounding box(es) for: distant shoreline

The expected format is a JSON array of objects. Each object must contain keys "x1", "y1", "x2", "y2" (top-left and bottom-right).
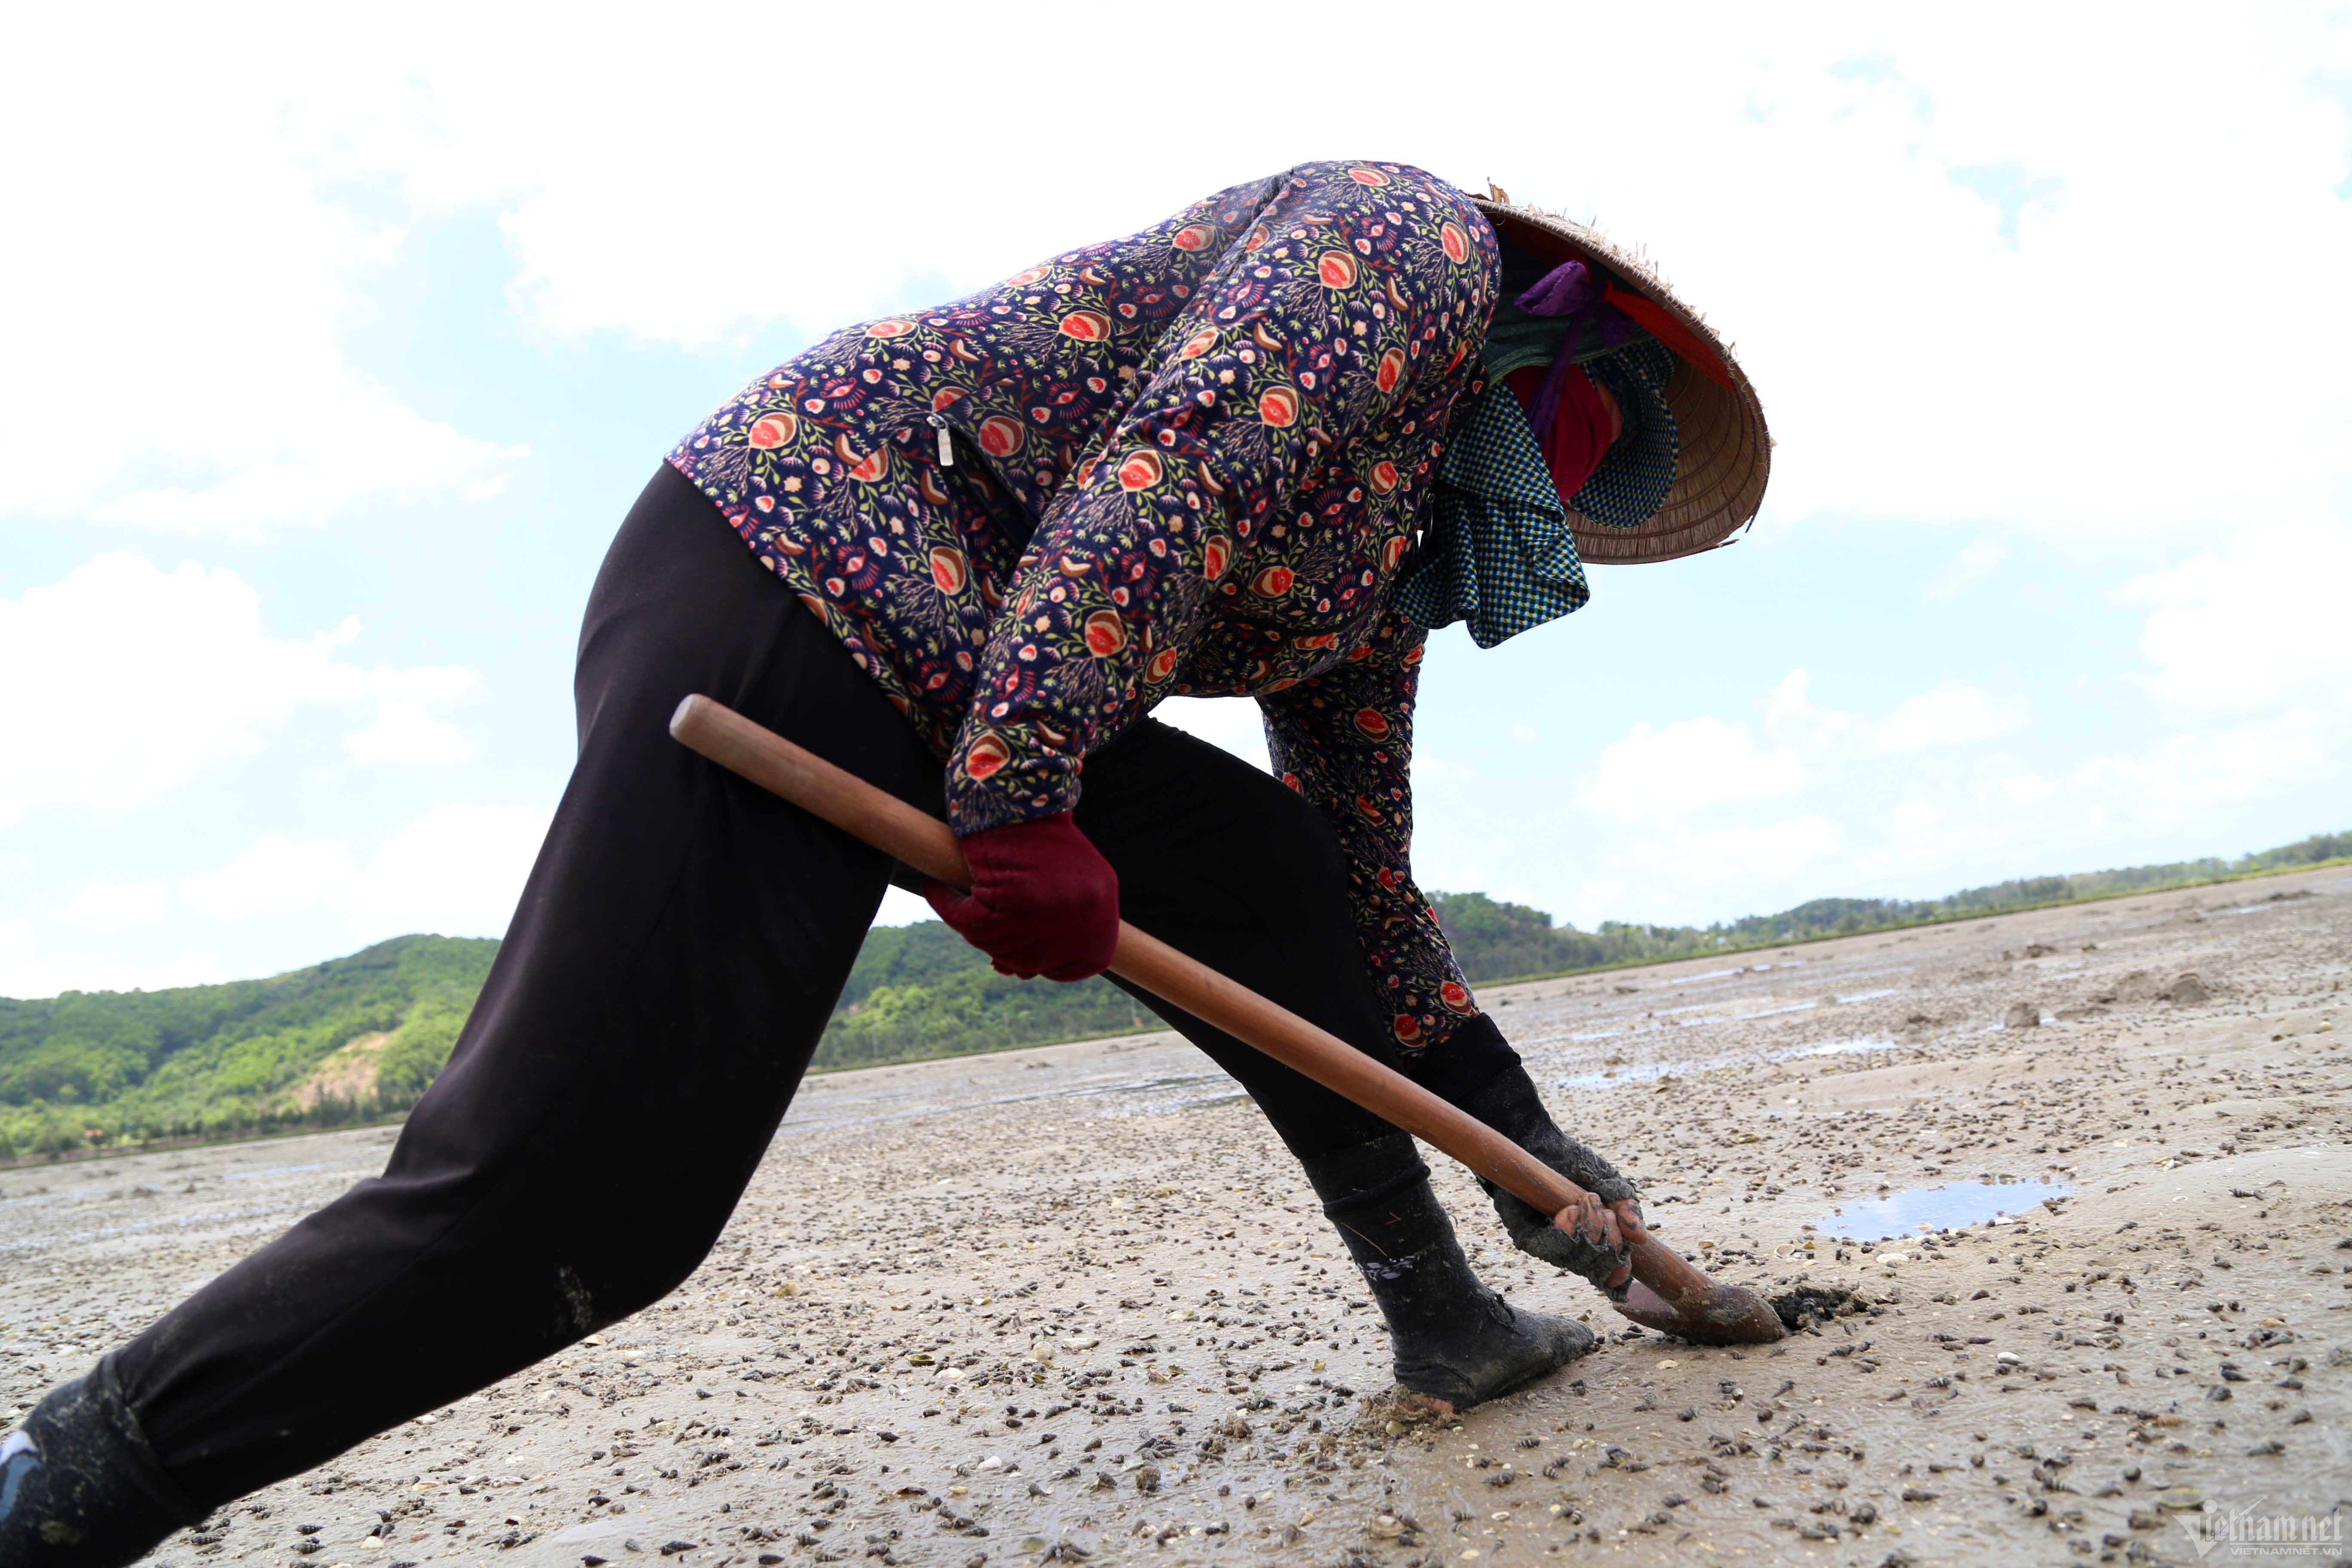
[
  {"x1": 9, "y1": 851, "x2": 2340, "y2": 1171},
  {"x1": 1458, "y1": 852, "x2": 2351, "y2": 989}
]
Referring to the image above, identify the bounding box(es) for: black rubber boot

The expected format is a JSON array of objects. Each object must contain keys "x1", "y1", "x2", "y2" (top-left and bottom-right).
[
  {"x1": 1304, "y1": 1133, "x2": 1595, "y2": 1409},
  {"x1": 0, "y1": 1356, "x2": 201, "y2": 1566},
  {"x1": 1453, "y1": 1060, "x2": 1639, "y2": 1296}
]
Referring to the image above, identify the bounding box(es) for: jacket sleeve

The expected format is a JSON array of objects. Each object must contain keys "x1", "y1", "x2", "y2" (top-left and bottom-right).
[
  {"x1": 1257, "y1": 611, "x2": 1477, "y2": 1047},
  {"x1": 943, "y1": 162, "x2": 1497, "y2": 835}
]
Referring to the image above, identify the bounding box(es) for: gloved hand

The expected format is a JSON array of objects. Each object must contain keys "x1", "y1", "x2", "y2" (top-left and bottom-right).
[
  {"x1": 1491, "y1": 1151, "x2": 1640, "y2": 1298},
  {"x1": 925, "y1": 812, "x2": 1120, "y2": 981},
  {"x1": 1455, "y1": 1060, "x2": 1642, "y2": 1296}
]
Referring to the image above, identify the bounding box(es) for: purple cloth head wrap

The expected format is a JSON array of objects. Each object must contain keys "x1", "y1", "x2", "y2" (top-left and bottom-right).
[{"x1": 1515, "y1": 260, "x2": 1644, "y2": 441}]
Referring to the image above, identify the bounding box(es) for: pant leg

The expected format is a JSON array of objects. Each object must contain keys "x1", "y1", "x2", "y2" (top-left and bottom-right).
[
  {"x1": 111, "y1": 466, "x2": 945, "y2": 1506},
  {"x1": 1072, "y1": 717, "x2": 1519, "y2": 1161}
]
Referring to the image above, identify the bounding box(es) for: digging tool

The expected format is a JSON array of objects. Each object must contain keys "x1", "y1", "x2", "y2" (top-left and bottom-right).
[{"x1": 668, "y1": 694, "x2": 1785, "y2": 1346}]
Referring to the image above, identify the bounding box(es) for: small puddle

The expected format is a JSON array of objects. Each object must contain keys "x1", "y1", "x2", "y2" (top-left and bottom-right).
[
  {"x1": 1556, "y1": 1036, "x2": 1900, "y2": 1089},
  {"x1": 224, "y1": 1162, "x2": 346, "y2": 1182},
  {"x1": 1557, "y1": 1059, "x2": 1684, "y2": 1088},
  {"x1": 1784, "y1": 1037, "x2": 1897, "y2": 1062},
  {"x1": 1102, "y1": 1071, "x2": 1244, "y2": 1118},
  {"x1": 1110, "y1": 1072, "x2": 1228, "y2": 1096},
  {"x1": 1815, "y1": 1177, "x2": 2071, "y2": 1240}
]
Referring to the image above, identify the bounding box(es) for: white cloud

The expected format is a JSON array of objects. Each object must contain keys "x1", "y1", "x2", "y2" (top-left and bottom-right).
[
  {"x1": 0, "y1": 554, "x2": 479, "y2": 823},
  {"x1": 182, "y1": 836, "x2": 358, "y2": 918},
  {"x1": 345, "y1": 700, "x2": 476, "y2": 766},
  {"x1": 1502, "y1": 621, "x2": 2346, "y2": 928},
  {"x1": 1891, "y1": 799, "x2": 1942, "y2": 836},
  {"x1": 0, "y1": 14, "x2": 524, "y2": 540},
  {"x1": 1571, "y1": 880, "x2": 1628, "y2": 920},
  {"x1": 1412, "y1": 753, "x2": 1479, "y2": 787},
  {"x1": 1997, "y1": 772, "x2": 2055, "y2": 807},
  {"x1": 1680, "y1": 817, "x2": 1844, "y2": 879},
  {"x1": 1925, "y1": 536, "x2": 2008, "y2": 601},
  {"x1": 1762, "y1": 668, "x2": 1835, "y2": 730},
  {"x1": 1153, "y1": 696, "x2": 1271, "y2": 773},
  {"x1": 7, "y1": 7, "x2": 2352, "y2": 989},
  {"x1": 1763, "y1": 667, "x2": 2026, "y2": 754},
  {"x1": 340, "y1": 802, "x2": 553, "y2": 939},
  {"x1": 1592, "y1": 817, "x2": 1847, "y2": 912},
  {"x1": 1584, "y1": 717, "x2": 1806, "y2": 821},
  {"x1": 0, "y1": 943, "x2": 229, "y2": 1002},
  {"x1": 178, "y1": 808, "x2": 553, "y2": 934},
  {"x1": 63, "y1": 880, "x2": 165, "y2": 931},
  {"x1": 2121, "y1": 522, "x2": 2352, "y2": 709},
  {"x1": 2062, "y1": 705, "x2": 2345, "y2": 823},
  {"x1": 9, "y1": 10, "x2": 2343, "y2": 557},
  {"x1": 1868, "y1": 682, "x2": 2029, "y2": 753},
  {"x1": 874, "y1": 885, "x2": 937, "y2": 928}
]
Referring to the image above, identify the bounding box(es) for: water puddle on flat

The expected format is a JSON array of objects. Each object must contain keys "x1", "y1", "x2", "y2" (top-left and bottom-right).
[
  {"x1": 772, "y1": 1038, "x2": 1235, "y2": 1136},
  {"x1": 1784, "y1": 1037, "x2": 1897, "y2": 1063},
  {"x1": 1102, "y1": 1072, "x2": 1245, "y2": 1117},
  {"x1": 1557, "y1": 1059, "x2": 1687, "y2": 1089},
  {"x1": 1816, "y1": 1176, "x2": 2071, "y2": 1240},
  {"x1": 1554, "y1": 1036, "x2": 1899, "y2": 1089},
  {"x1": 224, "y1": 1161, "x2": 348, "y2": 1182}
]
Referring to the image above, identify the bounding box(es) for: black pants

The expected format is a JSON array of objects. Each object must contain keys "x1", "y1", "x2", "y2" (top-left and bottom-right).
[{"x1": 110, "y1": 466, "x2": 1521, "y2": 1506}]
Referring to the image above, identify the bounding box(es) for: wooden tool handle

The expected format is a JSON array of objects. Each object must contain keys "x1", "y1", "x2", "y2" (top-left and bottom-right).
[
  {"x1": 670, "y1": 695, "x2": 1776, "y2": 1340},
  {"x1": 671, "y1": 695, "x2": 1584, "y2": 1210}
]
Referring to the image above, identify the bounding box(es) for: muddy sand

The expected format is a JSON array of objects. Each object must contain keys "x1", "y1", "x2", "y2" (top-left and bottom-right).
[{"x1": 6, "y1": 866, "x2": 2349, "y2": 1567}]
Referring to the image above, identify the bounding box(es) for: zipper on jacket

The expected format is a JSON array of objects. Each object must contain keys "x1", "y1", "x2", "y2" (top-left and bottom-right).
[{"x1": 928, "y1": 412, "x2": 955, "y2": 467}]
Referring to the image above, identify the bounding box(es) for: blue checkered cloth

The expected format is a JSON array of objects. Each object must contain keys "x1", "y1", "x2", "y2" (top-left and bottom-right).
[
  {"x1": 1574, "y1": 340, "x2": 1681, "y2": 530},
  {"x1": 1392, "y1": 380, "x2": 1589, "y2": 648}
]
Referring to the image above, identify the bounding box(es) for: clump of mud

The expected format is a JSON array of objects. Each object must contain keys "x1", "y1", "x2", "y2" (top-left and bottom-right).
[
  {"x1": 1353, "y1": 1385, "x2": 1455, "y2": 1442},
  {"x1": 1771, "y1": 1286, "x2": 1865, "y2": 1333}
]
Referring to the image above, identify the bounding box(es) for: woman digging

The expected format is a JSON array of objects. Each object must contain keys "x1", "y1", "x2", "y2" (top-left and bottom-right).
[{"x1": 3, "y1": 159, "x2": 1770, "y2": 1563}]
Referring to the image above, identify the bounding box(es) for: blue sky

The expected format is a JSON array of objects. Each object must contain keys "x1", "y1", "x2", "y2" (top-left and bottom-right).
[{"x1": 3, "y1": 6, "x2": 2348, "y2": 997}]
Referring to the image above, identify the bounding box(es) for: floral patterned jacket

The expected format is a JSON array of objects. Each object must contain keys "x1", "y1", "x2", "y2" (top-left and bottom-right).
[{"x1": 670, "y1": 160, "x2": 1501, "y2": 1048}]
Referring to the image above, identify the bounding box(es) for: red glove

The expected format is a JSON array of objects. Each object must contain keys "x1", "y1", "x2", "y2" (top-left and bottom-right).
[{"x1": 925, "y1": 813, "x2": 1120, "y2": 981}]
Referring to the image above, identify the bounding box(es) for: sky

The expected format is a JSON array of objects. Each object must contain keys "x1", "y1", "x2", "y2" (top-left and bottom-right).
[{"x1": 3, "y1": 4, "x2": 2349, "y2": 998}]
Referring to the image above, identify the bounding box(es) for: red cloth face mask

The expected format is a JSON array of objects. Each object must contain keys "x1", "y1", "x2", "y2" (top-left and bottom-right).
[{"x1": 1504, "y1": 364, "x2": 1617, "y2": 511}]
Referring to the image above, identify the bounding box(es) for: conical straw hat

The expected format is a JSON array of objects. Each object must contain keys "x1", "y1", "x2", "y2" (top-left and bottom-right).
[{"x1": 1471, "y1": 193, "x2": 1772, "y2": 564}]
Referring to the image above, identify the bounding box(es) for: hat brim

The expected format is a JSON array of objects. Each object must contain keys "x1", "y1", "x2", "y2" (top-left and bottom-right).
[{"x1": 1473, "y1": 199, "x2": 1771, "y2": 565}]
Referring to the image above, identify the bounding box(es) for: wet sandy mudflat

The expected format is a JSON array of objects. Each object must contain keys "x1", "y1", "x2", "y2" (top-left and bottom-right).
[{"x1": 5, "y1": 866, "x2": 2349, "y2": 1568}]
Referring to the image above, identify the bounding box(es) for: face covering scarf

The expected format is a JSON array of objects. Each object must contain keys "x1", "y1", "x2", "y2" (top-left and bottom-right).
[
  {"x1": 1390, "y1": 380, "x2": 1591, "y2": 648},
  {"x1": 1392, "y1": 252, "x2": 1649, "y2": 647},
  {"x1": 1510, "y1": 360, "x2": 1617, "y2": 513}
]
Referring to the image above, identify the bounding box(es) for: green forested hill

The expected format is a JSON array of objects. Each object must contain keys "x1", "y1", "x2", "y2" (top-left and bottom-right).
[
  {"x1": 822, "y1": 921, "x2": 1155, "y2": 1071},
  {"x1": 1424, "y1": 827, "x2": 2351, "y2": 982},
  {"x1": 3, "y1": 829, "x2": 2343, "y2": 1160},
  {"x1": 0, "y1": 936, "x2": 494, "y2": 1158}
]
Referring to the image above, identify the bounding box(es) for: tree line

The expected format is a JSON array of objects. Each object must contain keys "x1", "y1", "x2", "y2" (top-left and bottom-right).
[{"x1": 3, "y1": 828, "x2": 2343, "y2": 1161}]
